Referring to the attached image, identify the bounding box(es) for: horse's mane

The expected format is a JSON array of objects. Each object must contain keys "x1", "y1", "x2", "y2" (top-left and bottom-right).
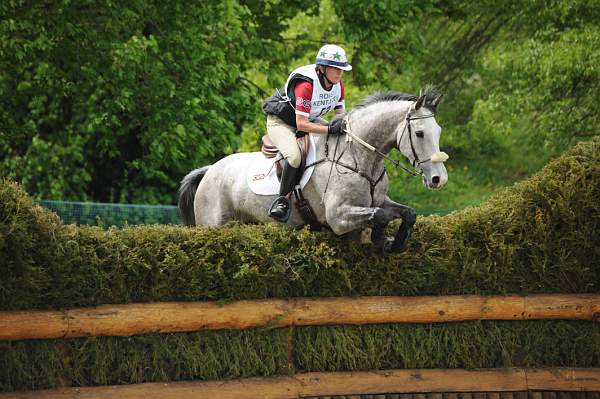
[{"x1": 354, "y1": 86, "x2": 442, "y2": 112}]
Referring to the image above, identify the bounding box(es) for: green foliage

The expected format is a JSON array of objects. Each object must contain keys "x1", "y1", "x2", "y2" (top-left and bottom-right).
[
  {"x1": 472, "y1": 26, "x2": 600, "y2": 154},
  {"x1": 1, "y1": 139, "x2": 598, "y2": 312},
  {"x1": 295, "y1": 321, "x2": 600, "y2": 371},
  {"x1": 332, "y1": 0, "x2": 436, "y2": 88},
  {"x1": 0, "y1": 329, "x2": 292, "y2": 391},
  {"x1": 0, "y1": 1, "x2": 305, "y2": 203},
  {"x1": 0, "y1": 140, "x2": 599, "y2": 391},
  {"x1": 0, "y1": 179, "x2": 63, "y2": 310},
  {"x1": 2, "y1": 0, "x2": 600, "y2": 218},
  {"x1": 2, "y1": 321, "x2": 598, "y2": 392}
]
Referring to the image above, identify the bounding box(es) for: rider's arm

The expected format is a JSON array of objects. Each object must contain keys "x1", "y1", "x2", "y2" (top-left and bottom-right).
[
  {"x1": 296, "y1": 115, "x2": 329, "y2": 134},
  {"x1": 294, "y1": 81, "x2": 329, "y2": 134}
]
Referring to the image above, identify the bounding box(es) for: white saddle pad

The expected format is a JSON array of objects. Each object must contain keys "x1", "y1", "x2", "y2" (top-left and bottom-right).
[{"x1": 247, "y1": 134, "x2": 319, "y2": 196}]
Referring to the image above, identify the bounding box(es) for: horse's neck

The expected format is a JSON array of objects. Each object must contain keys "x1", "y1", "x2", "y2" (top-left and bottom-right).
[
  {"x1": 334, "y1": 101, "x2": 410, "y2": 175},
  {"x1": 314, "y1": 101, "x2": 410, "y2": 174},
  {"x1": 349, "y1": 101, "x2": 411, "y2": 155}
]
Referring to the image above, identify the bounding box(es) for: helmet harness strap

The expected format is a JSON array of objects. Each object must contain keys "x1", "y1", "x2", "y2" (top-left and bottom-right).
[{"x1": 316, "y1": 66, "x2": 335, "y2": 88}]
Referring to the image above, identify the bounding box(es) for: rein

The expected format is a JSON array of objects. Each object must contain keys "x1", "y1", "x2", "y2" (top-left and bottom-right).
[
  {"x1": 342, "y1": 121, "x2": 419, "y2": 177},
  {"x1": 343, "y1": 110, "x2": 438, "y2": 177},
  {"x1": 305, "y1": 132, "x2": 387, "y2": 201},
  {"x1": 304, "y1": 106, "x2": 438, "y2": 200}
]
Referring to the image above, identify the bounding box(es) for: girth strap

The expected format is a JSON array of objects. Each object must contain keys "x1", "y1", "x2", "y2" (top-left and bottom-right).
[
  {"x1": 297, "y1": 132, "x2": 388, "y2": 221},
  {"x1": 292, "y1": 185, "x2": 322, "y2": 230}
]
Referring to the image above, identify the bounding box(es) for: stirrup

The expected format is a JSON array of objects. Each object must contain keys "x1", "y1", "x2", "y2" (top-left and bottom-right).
[{"x1": 268, "y1": 196, "x2": 291, "y2": 222}]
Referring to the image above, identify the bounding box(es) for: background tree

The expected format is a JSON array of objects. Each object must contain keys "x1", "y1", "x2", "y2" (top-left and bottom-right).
[
  {"x1": 0, "y1": 0, "x2": 311, "y2": 203},
  {"x1": 1, "y1": 0, "x2": 599, "y2": 216},
  {"x1": 330, "y1": 0, "x2": 600, "y2": 212}
]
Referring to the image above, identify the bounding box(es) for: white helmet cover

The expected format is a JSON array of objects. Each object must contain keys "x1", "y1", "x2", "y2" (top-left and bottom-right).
[{"x1": 316, "y1": 44, "x2": 352, "y2": 71}]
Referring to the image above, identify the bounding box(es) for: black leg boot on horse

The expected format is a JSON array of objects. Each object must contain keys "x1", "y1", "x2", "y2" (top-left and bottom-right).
[{"x1": 268, "y1": 159, "x2": 301, "y2": 222}]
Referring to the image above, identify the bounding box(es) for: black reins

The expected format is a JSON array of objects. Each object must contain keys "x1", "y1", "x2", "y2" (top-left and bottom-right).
[
  {"x1": 304, "y1": 132, "x2": 386, "y2": 199},
  {"x1": 305, "y1": 110, "x2": 436, "y2": 198}
]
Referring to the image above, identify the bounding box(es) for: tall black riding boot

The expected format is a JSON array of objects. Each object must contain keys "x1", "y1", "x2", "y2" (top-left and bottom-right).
[{"x1": 268, "y1": 159, "x2": 301, "y2": 222}]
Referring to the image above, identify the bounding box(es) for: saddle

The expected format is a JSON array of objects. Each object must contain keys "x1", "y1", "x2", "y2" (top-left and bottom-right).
[
  {"x1": 261, "y1": 133, "x2": 310, "y2": 180},
  {"x1": 260, "y1": 133, "x2": 321, "y2": 230}
]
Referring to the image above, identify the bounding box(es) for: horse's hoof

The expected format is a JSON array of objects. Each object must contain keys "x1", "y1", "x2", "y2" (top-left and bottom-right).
[
  {"x1": 389, "y1": 235, "x2": 410, "y2": 253},
  {"x1": 384, "y1": 238, "x2": 396, "y2": 253},
  {"x1": 390, "y1": 226, "x2": 412, "y2": 253},
  {"x1": 390, "y1": 241, "x2": 408, "y2": 253}
]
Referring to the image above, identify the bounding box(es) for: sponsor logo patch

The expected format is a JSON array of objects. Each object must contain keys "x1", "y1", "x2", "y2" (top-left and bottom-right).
[{"x1": 296, "y1": 97, "x2": 311, "y2": 109}]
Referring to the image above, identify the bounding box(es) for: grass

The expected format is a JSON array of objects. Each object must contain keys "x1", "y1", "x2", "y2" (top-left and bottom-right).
[{"x1": 386, "y1": 127, "x2": 555, "y2": 215}]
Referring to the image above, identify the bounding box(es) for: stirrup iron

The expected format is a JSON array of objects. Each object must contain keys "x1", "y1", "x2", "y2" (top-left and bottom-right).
[{"x1": 268, "y1": 195, "x2": 291, "y2": 222}]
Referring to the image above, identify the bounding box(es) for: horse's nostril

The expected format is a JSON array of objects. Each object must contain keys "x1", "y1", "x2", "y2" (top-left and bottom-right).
[{"x1": 432, "y1": 176, "x2": 440, "y2": 185}]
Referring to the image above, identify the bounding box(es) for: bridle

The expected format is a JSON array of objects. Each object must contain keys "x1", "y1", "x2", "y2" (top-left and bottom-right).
[
  {"x1": 397, "y1": 112, "x2": 437, "y2": 173},
  {"x1": 306, "y1": 104, "x2": 445, "y2": 200},
  {"x1": 342, "y1": 109, "x2": 438, "y2": 177}
]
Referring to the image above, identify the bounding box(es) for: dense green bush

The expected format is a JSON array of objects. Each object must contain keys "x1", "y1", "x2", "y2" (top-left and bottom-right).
[
  {"x1": 1, "y1": 321, "x2": 598, "y2": 392},
  {"x1": 1, "y1": 138, "x2": 599, "y2": 311},
  {"x1": 0, "y1": 139, "x2": 598, "y2": 392}
]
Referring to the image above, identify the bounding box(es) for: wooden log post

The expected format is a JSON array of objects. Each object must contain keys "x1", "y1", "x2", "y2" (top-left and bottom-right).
[
  {"x1": 0, "y1": 368, "x2": 598, "y2": 399},
  {"x1": 0, "y1": 294, "x2": 598, "y2": 341}
]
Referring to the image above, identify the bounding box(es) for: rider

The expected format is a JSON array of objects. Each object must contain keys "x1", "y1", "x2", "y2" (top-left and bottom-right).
[{"x1": 261, "y1": 44, "x2": 351, "y2": 222}]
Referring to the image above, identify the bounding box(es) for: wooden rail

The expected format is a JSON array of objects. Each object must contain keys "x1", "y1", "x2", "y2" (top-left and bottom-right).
[
  {"x1": 0, "y1": 294, "x2": 597, "y2": 341},
  {"x1": 1, "y1": 368, "x2": 599, "y2": 399}
]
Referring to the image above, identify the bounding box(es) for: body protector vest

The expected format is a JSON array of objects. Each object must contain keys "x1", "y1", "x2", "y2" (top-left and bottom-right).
[{"x1": 262, "y1": 64, "x2": 342, "y2": 127}]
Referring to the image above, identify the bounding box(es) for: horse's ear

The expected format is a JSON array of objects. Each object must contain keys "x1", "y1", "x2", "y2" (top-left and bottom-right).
[
  {"x1": 431, "y1": 94, "x2": 443, "y2": 109},
  {"x1": 415, "y1": 94, "x2": 426, "y2": 110}
]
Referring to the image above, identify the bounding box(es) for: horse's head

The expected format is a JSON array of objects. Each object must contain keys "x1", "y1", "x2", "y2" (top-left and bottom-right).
[{"x1": 397, "y1": 91, "x2": 449, "y2": 190}]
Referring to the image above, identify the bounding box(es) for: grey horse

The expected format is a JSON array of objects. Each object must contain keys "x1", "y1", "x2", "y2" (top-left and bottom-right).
[{"x1": 178, "y1": 89, "x2": 448, "y2": 252}]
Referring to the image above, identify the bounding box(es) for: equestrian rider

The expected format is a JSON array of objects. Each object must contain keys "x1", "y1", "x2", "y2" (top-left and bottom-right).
[{"x1": 261, "y1": 44, "x2": 351, "y2": 222}]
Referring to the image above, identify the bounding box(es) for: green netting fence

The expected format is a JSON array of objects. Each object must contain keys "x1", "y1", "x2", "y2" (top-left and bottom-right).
[
  {"x1": 36, "y1": 200, "x2": 182, "y2": 227},
  {"x1": 36, "y1": 200, "x2": 451, "y2": 227}
]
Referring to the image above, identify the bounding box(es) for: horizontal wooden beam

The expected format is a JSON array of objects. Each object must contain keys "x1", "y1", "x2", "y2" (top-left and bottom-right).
[
  {"x1": 1, "y1": 368, "x2": 599, "y2": 399},
  {"x1": 0, "y1": 294, "x2": 598, "y2": 341}
]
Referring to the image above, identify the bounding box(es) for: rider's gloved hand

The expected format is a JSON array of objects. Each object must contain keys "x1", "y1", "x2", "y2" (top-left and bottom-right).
[{"x1": 328, "y1": 118, "x2": 346, "y2": 135}]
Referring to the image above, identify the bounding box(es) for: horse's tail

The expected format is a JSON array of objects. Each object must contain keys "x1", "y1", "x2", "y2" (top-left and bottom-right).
[{"x1": 178, "y1": 166, "x2": 210, "y2": 226}]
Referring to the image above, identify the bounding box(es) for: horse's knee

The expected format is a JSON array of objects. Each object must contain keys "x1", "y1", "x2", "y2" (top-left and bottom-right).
[
  {"x1": 329, "y1": 220, "x2": 354, "y2": 235},
  {"x1": 372, "y1": 207, "x2": 392, "y2": 226},
  {"x1": 327, "y1": 212, "x2": 366, "y2": 235}
]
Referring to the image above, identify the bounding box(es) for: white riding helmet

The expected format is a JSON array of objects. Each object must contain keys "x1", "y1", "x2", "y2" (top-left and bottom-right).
[{"x1": 315, "y1": 44, "x2": 352, "y2": 71}]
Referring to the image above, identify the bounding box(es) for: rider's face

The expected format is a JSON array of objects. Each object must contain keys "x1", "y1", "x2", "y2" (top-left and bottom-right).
[{"x1": 325, "y1": 67, "x2": 344, "y2": 84}]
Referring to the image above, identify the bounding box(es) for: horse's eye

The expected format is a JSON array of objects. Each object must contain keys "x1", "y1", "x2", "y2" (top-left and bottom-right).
[{"x1": 415, "y1": 130, "x2": 424, "y2": 138}]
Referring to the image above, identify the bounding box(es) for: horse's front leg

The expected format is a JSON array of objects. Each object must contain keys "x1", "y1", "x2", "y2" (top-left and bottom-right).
[
  {"x1": 326, "y1": 203, "x2": 396, "y2": 251},
  {"x1": 380, "y1": 196, "x2": 417, "y2": 253}
]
